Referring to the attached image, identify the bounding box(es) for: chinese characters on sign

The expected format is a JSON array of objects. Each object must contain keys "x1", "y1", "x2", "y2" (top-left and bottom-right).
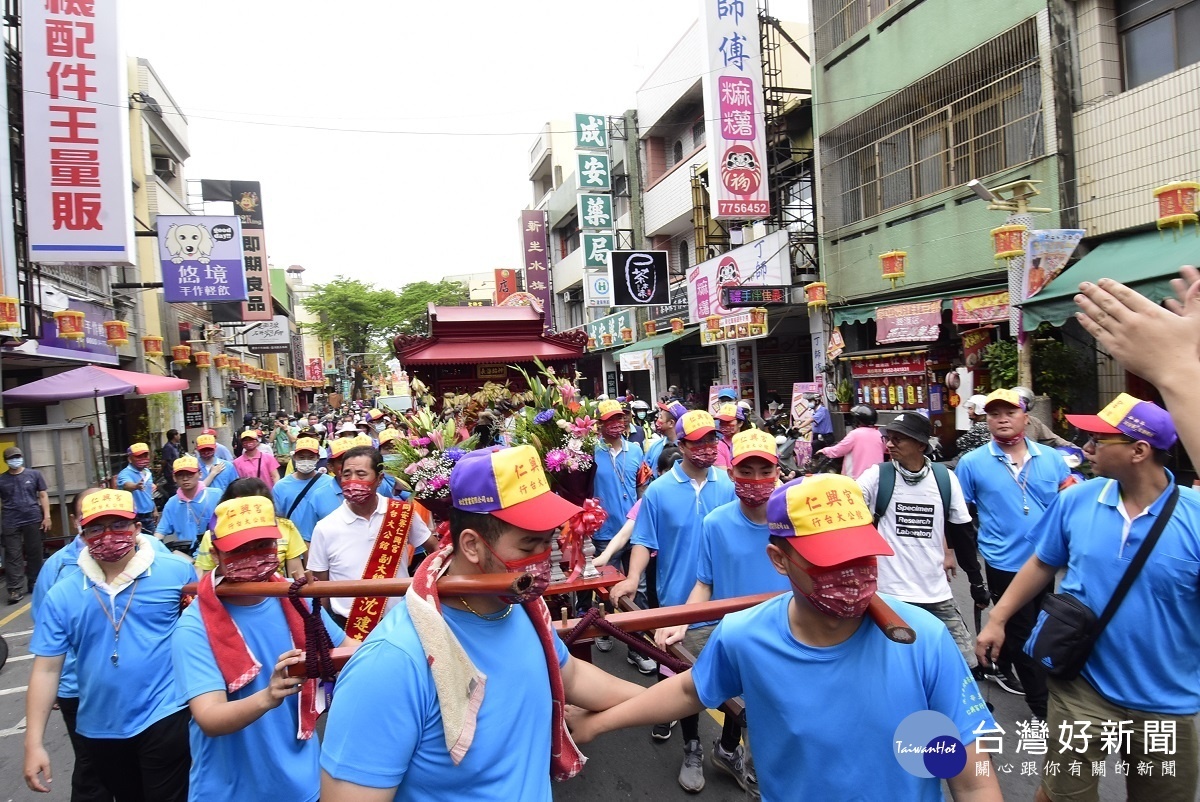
[
  {"x1": 199, "y1": 180, "x2": 272, "y2": 322},
  {"x1": 701, "y1": 0, "x2": 770, "y2": 220},
  {"x1": 574, "y1": 113, "x2": 608, "y2": 150},
  {"x1": 875, "y1": 301, "x2": 942, "y2": 344},
  {"x1": 36, "y1": 298, "x2": 118, "y2": 365},
  {"x1": 583, "y1": 233, "x2": 616, "y2": 269},
  {"x1": 577, "y1": 194, "x2": 613, "y2": 231},
  {"x1": 700, "y1": 309, "x2": 769, "y2": 346},
  {"x1": 306, "y1": 358, "x2": 324, "y2": 383},
  {"x1": 244, "y1": 315, "x2": 291, "y2": 354},
  {"x1": 494, "y1": 268, "x2": 520, "y2": 304},
  {"x1": 585, "y1": 309, "x2": 636, "y2": 351},
  {"x1": 722, "y1": 285, "x2": 790, "y2": 307},
  {"x1": 520, "y1": 210, "x2": 554, "y2": 331},
  {"x1": 157, "y1": 215, "x2": 247, "y2": 303},
  {"x1": 609, "y1": 250, "x2": 669, "y2": 306},
  {"x1": 577, "y1": 153, "x2": 611, "y2": 191},
  {"x1": 687, "y1": 230, "x2": 789, "y2": 325},
  {"x1": 951, "y1": 291, "x2": 1010, "y2": 325},
  {"x1": 23, "y1": 0, "x2": 136, "y2": 264}
]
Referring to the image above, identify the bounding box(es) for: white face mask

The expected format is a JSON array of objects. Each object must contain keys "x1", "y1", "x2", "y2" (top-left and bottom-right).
[
  {"x1": 293, "y1": 458, "x2": 319, "y2": 474},
  {"x1": 6, "y1": 458, "x2": 23, "y2": 469}
]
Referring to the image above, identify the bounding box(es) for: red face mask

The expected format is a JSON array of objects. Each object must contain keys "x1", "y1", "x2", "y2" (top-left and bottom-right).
[
  {"x1": 341, "y1": 480, "x2": 376, "y2": 506},
  {"x1": 733, "y1": 476, "x2": 776, "y2": 507},
  {"x1": 85, "y1": 529, "x2": 137, "y2": 562},
  {"x1": 686, "y1": 442, "x2": 719, "y2": 469},
  {"x1": 480, "y1": 539, "x2": 554, "y2": 603},
  {"x1": 786, "y1": 553, "x2": 878, "y2": 619},
  {"x1": 601, "y1": 420, "x2": 627, "y2": 439},
  {"x1": 221, "y1": 543, "x2": 278, "y2": 583},
  {"x1": 132, "y1": 456, "x2": 150, "y2": 469}
]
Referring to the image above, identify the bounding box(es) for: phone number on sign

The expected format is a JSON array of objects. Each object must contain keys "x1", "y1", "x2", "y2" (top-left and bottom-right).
[{"x1": 717, "y1": 201, "x2": 770, "y2": 216}]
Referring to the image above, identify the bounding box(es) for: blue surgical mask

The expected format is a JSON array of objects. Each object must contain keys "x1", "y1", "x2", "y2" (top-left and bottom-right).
[{"x1": 6, "y1": 458, "x2": 24, "y2": 469}]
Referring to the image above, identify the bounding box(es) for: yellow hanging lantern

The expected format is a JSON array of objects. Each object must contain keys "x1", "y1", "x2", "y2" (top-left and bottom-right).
[
  {"x1": 142, "y1": 334, "x2": 164, "y2": 358},
  {"x1": 704, "y1": 313, "x2": 722, "y2": 332},
  {"x1": 103, "y1": 320, "x2": 130, "y2": 347},
  {"x1": 193, "y1": 350, "x2": 212, "y2": 369},
  {"x1": 990, "y1": 226, "x2": 1026, "y2": 261},
  {"x1": 54, "y1": 310, "x2": 86, "y2": 340},
  {"x1": 643, "y1": 320, "x2": 657, "y2": 336},
  {"x1": 879, "y1": 250, "x2": 907, "y2": 287},
  {"x1": 239, "y1": 364, "x2": 254, "y2": 377},
  {"x1": 214, "y1": 353, "x2": 229, "y2": 371},
  {"x1": 670, "y1": 317, "x2": 685, "y2": 334},
  {"x1": 1153, "y1": 181, "x2": 1199, "y2": 234},
  {"x1": 0, "y1": 296, "x2": 19, "y2": 331},
  {"x1": 171, "y1": 345, "x2": 192, "y2": 365},
  {"x1": 804, "y1": 282, "x2": 828, "y2": 309}
]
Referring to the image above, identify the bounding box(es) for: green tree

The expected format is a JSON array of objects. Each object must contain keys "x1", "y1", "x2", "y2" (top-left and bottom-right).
[{"x1": 301, "y1": 277, "x2": 467, "y2": 399}]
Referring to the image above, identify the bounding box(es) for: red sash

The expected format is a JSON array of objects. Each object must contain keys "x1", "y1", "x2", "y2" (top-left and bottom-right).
[{"x1": 345, "y1": 499, "x2": 414, "y2": 641}]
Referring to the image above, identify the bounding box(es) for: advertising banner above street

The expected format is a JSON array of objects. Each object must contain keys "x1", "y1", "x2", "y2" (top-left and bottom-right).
[
  {"x1": 157, "y1": 215, "x2": 247, "y2": 303},
  {"x1": 686, "y1": 230, "x2": 789, "y2": 325}
]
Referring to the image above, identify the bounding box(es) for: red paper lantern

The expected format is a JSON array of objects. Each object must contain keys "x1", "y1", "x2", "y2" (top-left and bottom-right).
[
  {"x1": 142, "y1": 335, "x2": 164, "y2": 357},
  {"x1": 990, "y1": 226, "x2": 1026, "y2": 261},
  {"x1": 103, "y1": 320, "x2": 129, "y2": 347},
  {"x1": 643, "y1": 320, "x2": 657, "y2": 336},
  {"x1": 0, "y1": 296, "x2": 19, "y2": 331},
  {"x1": 54, "y1": 310, "x2": 85, "y2": 340},
  {"x1": 171, "y1": 345, "x2": 192, "y2": 365},
  {"x1": 214, "y1": 354, "x2": 229, "y2": 371},
  {"x1": 670, "y1": 317, "x2": 684, "y2": 334},
  {"x1": 193, "y1": 350, "x2": 212, "y2": 368},
  {"x1": 1153, "y1": 181, "x2": 1199, "y2": 233},
  {"x1": 804, "y1": 282, "x2": 828, "y2": 309},
  {"x1": 880, "y1": 250, "x2": 907, "y2": 287}
]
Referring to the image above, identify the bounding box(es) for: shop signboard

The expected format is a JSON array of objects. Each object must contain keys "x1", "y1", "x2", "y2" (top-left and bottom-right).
[
  {"x1": 33, "y1": 298, "x2": 118, "y2": 365},
  {"x1": 494, "y1": 268, "x2": 518, "y2": 304},
  {"x1": 790, "y1": 381, "x2": 823, "y2": 431},
  {"x1": 200, "y1": 180, "x2": 272, "y2": 322},
  {"x1": 574, "y1": 113, "x2": 607, "y2": 150},
  {"x1": 961, "y1": 327, "x2": 993, "y2": 370},
  {"x1": 306, "y1": 358, "x2": 324, "y2": 382},
  {"x1": 158, "y1": 215, "x2": 247, "y2": 303},
  {"x1": 520, "y1": 210, "x2": 554, "y2": 331},
  {"x1": 583, "y1": 269, "x2": 613, "y2": 308},
  {"x1": 876, "y1": 301, "x2": 941, "y2": 344},
  {"x1": 1023, "y1": 229, "x2": 1085, "y2": 299},
  {"x1": 584, "y1": 233, "x2": 616, "y2": 270},
  {"x1": 650, "y1": 282, "x2": 690, "y2": 330},
  {"x1": 577, "y1": 153, "x2": 611, "y2": 191},
  {"x1": 687, "y1": 230, "x2": 788, "y2": 325},
  {"x1": 577, "y1": 194, "x2": 613, "y2": 231},
  {"x1": 586, "y1": 309, "x2": 635, "y2": 351},
  {"x1": 23, "y1": 0, "x2": 136, "y2": 265},
  {"x1": 700, "y1": 309, "x2": 769, "y2": 347},
  {"x1": 721, "y1": 285, "x2": 790, "y2": 307},
  {"x1": 700, "y1": 0, "x2": 770, "y2": 219},
  {"x1": 183, "y1": 393, "x2": 204, "y2": 429},
  {"x1": 952, "y1": 292, "x2": 1009, "y2": 325},
  {"x1": 244, "y1": 315, "x2": 291, "y2": 354},
  {"x1": 619, "y1": 349, "x2": 653, "y2": 372},
  {"x1": 847, "y1": 354, "x2": 928, "y2": 378},
  {"x1": 609, "y1": 250, "x2": 669, "y2": 306}
]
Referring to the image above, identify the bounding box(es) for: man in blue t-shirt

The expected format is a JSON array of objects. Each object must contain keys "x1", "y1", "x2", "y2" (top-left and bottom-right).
[
  {"x1": 116, "y1": 442, "x2": 157, "y2": 531},
  {"x1": 610, "y1": 409, "x2": 735, "y2": 791},
  {"x1": 645, "y1": 401, "x2": 685, "y2": 478},
  {"x1": 320, "y1": 445, "x2": 643, "y2": 802},
  {"x1": 172, "y1": 495, "x2": 351, "y2": 802},
  {"x1": 196, "y1": 433, "x2": 236, "y2": 495},
  {"x1": 155, "y1": 456, "x2": 221, "y2": 550},
  {"x1": 571, "y1": 474, "x2": 1001, "y2": 802},
  {"x1": 273, "y1": 437, "x2": 334, "y2": 541},
  {"x1": 978, "y1": 394, "x2": 1200, "y2": 802},
  {"x1": 655, "y1": 429, "x2": 791, "y2": 795},
  {"x1": 956, "y1": 389, "x2": 1068, "y2": 719},
  {"x1": 25, "y1": 489, "x2": 195, "y2": 800}
]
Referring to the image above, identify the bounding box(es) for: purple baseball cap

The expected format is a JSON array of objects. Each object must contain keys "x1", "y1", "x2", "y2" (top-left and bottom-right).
[
  {"x1": 1066, "y1": 393, "x2": 1177, "y2": 451},
  {"x1": 449, "y1": 445, "x2": 581, "y2": 531}
]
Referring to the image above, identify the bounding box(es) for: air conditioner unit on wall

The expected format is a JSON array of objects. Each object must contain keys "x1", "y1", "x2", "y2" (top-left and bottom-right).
[{"x1": 153, "y1": 157, "x2": 178, "y2": 178}]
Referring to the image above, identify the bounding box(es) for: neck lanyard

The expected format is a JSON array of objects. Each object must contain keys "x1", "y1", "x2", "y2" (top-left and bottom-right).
[
  {"x1": 1000, "y1": 452, "x2": 1033, "y2": 515},
  {"x1": 92, "y1": 579, "x2": 138, "y2": 667},
  {"x1": 607, "y1": 443, "x2": 633, "y2": 500}
]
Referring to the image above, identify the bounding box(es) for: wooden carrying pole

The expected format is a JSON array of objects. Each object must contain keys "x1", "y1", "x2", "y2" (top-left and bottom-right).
[
  {"x1": 283, "y1": 591, "x2": 916, "y2": 677},
  {"x1": 181, "y1": 572, "x2": 532, "y2": 599}
]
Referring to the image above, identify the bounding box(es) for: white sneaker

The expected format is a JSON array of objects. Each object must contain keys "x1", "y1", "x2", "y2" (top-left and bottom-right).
[
  {"x1": 627, "y1": 651, "x2": 657, "y2": 674},
  {"x1": 595, "y1": 635, "x2": 613, "y2": 652}
]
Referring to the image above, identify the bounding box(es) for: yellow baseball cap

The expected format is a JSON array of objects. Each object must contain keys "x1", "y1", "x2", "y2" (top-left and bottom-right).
[
  {"x1": 714, "y1": 403, "x2": 739, "y2": 422},
  {"x1": 732, "y1": 429, "x2": 778, "y2": 466},
  {"x1": 597, "y1": 399, "x2": 625, "y2": 420},
  {"x1": 329, "y1": 437, "x2": 355, "y2": 459},
  {"x1": 127, "y1": 442, "x2": 150, "y2": 455},
  {"x1": 766, "y1": 474, "x2": 892, "y2": 567},
  {"x1": 352, "y1": 433, "x2": 374, "y2": 448},
  {"x1": 293, "y1": 437, "x2": 320, "y2": 455},
  {"x1": 450, "y1": 445, "x2": 582, "y2": 531},
  {"x1": 196, "y1": 434, "x2": 217, "y2": 449},
  {"x1": 983, "y1": 389, "x2": 1024, "y2": 411},
  {"x1": 173, "y1": 456, "x2": 200, "y2": 474},
  {"x1": 213, "y1": 496, "x2": 280, "y2": 553},
  {"x1": 378, "y1": 429, "x2": 400, "y2": 446},
  {"x1": 676, "y1": 410, "x2": 717, "y2": 441},
  {"x1": 80, "y1": 489, "x2": 137, "y2": 526},
  {"x1": 239, "y1": 429, "x2": 260, "y2": 442}
]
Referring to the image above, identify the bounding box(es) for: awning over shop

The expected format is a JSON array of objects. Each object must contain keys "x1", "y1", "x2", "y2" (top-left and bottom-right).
[
  {"x1": 612, "y1": 328, "x2": 697, "y2": 358},
  {"x1": 393, "y1": 304, "x2": 587, "y2": 365},
  {"x1": 1020, "y1": 229, "x2": 1200, "y2": 331},
  {"x1": 832, "y1": 286, "x2": 1007, "y2": 327},
  {"x1": 397, "y1": 339, "x2": 583, "y2": 365},
  {"x1": 836, "y1": 345, "x2": 930, "y2": 361}
]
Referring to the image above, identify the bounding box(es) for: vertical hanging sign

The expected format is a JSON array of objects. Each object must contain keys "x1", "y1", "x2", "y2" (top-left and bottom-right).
[
  {"x1": 701, "y1": 0, "x2": 770, "y2": 220},
  {"x1": 520, "y1": 210, "x2": 554, "y2": 332},
  {"x1": 23, "y1": 0, "x2": 136, "y2": 264},
  {"x1": 200, "y1": 179, "x2": 272, "y2": 321}
]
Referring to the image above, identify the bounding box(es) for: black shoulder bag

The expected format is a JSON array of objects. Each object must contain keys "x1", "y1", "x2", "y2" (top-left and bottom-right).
[
  {"x1": 285, "y1": 475, "x2": 320, "y2": 520},
  {"x1": 1029, "y1": 486, "x2": 1178, "y2": 680}
]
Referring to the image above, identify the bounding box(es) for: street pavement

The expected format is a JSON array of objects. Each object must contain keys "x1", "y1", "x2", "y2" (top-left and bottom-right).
[{"x1": 0, "y1": 573, "x2": 1160, "y2": 800}]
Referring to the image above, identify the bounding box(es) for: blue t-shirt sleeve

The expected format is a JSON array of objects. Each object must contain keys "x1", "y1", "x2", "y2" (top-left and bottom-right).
[
  {"x1": 30, "y1": 592, "x2": 70, "y2": 657},
  {"x1": 696, "y1": 514, "x2": 715, "y2": 586},
  {"x1": 631, "y1": 486, "x2": 659, "y2": 550},
  {"x1": 954, "y1": 459, "x2": 976, "y2": 505},
  {"x1": 34, "y1": 471, "x2": 47, "y2": 492},
  {"x1": 921, "y1": 619, "x2": 997, "y2": 747},
  {"x1": 554, "y1": 627, "x2": 569, "y2": 668},
  {"x1": 171, "y1": 611, "x2": 226, "y2": 701},
  {"x1": 1029, "y1": 493, "x2": 1070, "y2": 567},
  {"x1": 320, "y1": 641, "x2": 429, "y2": 789},
  {"x1": 155, "y1": 501, "x2": 174, "y2": 535},
  {"x1": 690, "y1": 620, "x2": 741, "y2": 709}
]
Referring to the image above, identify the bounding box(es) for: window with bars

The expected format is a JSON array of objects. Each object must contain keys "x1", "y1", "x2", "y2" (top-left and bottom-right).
[
  {"x1": 813, "y1": 0, "x2": 902, "y2": 59},
  {"x1": 821, "y1": 20, "x2": 1043, "y2": 230}
]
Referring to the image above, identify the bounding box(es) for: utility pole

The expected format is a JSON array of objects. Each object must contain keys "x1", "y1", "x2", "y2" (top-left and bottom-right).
[{"x1": 972, "y1": 179, "x2": 1051, "y2": 390}]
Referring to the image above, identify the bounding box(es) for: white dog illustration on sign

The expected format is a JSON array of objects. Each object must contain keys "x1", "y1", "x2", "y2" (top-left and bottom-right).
[{"x1": 165, "y1": 224, "x2": 214, "y2": 264}]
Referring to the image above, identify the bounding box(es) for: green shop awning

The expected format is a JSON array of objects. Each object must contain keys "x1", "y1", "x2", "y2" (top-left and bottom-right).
[
  {"x1": 1020, "y1": 229, "x2": 1200, "y2": 331},
  {"x1": 832, "y1": 291, "x2": 981, "y2": 327},
  {"x1": 612, "y1": 328, "x2": 696, "y2": 357}
]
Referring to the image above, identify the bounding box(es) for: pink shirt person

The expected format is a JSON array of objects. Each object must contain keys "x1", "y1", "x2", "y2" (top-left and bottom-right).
[
  {"x1": 818, "y1": 426, "x2": 885, "y2": 479},
  {"x1": 232, "y1": 431, "x2": 281, "y2": 489}
]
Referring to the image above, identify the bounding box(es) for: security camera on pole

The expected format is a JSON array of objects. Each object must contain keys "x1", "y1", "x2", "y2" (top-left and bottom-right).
[{"x1": 970, "y1": 179, "x2": 1051, "y2": 389}]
